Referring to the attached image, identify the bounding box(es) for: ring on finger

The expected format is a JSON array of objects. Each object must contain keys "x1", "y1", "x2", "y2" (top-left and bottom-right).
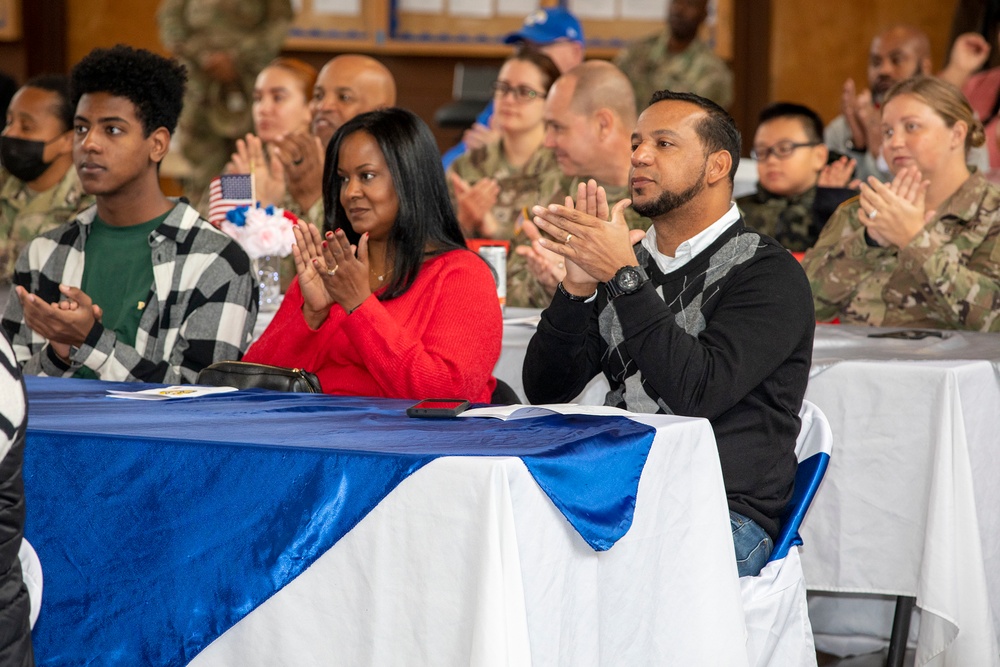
[
  {"x1": 292, "y1": 156, "x2": 304, "y2": 166},
  {"x1": 868, "y1": 208, "x2": 878, "y2": 220},
  {"x1": 565, "y1": 233, "x2": 573, "y2": 244},
  {"x1": 326, "y1": 266, "x2": 338, "y2": 277}
]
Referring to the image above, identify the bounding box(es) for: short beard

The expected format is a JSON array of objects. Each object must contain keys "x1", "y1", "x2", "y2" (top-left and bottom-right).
[{"x1": 631, "y1": 163, "x2": 707, "y2": 218}]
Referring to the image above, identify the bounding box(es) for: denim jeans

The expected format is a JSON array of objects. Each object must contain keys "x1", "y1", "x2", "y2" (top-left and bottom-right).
[{"x1": 730, "y1": 511, "x2": 772, "y2": 577}]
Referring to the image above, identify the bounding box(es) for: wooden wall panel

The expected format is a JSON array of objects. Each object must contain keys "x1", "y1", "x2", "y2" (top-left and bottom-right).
[
  {"x1": 66, "y1": 0, "x2": 165, "y2": 69},
  {"x1": 769, "y1": 0, "x2": 956, "y2": 125}
]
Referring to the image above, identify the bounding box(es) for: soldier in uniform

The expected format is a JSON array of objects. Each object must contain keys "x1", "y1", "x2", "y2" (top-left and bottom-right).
[
  {"x1": 803, "y1": 77, "x2": 1000, "y2": 331},
  {"x1": 613, "y1": 0, "x2": 733, "y2": 110},
  {"x1": 158, "y1": 0, "x2": 293, "y2": 212},
  {"x1": 737, "y1": 102, "x2": 855, "y2": 252},
  {"x1": 446, "y1": 47, "x2": 563, "y2": 241},
  {"x1": 1, "y1": 76, "x2": 93, "y2": 286},
  {"x1": 508, "y1": 61, "x2": 650, "y2": 308}
]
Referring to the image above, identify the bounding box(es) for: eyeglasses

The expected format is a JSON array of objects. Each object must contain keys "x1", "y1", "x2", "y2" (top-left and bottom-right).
[
  {"x1": 749, "y1": 141, "x2": 821, "y2": 161},
  {"x1": 491, "y1": 81, "x2": 546, "y2": 103}
]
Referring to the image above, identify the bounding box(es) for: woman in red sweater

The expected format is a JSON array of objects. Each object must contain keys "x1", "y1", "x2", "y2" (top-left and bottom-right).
[{"x1": 244, "y1": 108, "x2": 502, "y2": 401}]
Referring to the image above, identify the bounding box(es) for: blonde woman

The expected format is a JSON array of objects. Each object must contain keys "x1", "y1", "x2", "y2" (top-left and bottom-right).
[{"x1": 803, "y1": 76, "x2": 1000, "y2": 331}]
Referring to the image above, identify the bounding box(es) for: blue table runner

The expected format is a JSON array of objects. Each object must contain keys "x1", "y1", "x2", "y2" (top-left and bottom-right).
[{"x1": 23, "y1": 376, "x2": 655, "y2": 665}]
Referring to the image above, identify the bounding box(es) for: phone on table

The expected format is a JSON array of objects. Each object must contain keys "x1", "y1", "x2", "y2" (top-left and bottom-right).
[
  {"x1": 867, "y1": 329, "x2": 945, "y2": 340},
  {"x1": 406, "y1": 398, "x2": 471, "y2": 418}
]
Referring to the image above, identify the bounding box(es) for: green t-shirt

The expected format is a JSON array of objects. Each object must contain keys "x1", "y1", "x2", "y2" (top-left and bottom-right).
[{"x1": 74, "y1": 208, "x2": 172, "y2": 379}]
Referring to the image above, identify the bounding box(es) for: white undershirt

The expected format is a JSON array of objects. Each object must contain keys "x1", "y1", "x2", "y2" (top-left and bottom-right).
[{"x1": 640, "y1": 202, "x2": 741, "y2": 275}]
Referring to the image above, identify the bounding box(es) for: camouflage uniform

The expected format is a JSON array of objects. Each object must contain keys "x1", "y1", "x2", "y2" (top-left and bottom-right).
[
  {"x1": 446, "y1": 141, "x2": 563, "y2": 241},
  {"x1": 158, "y1": 0, "x2": 293, "y2": 213},
  {"x1": 802, "y1": 172, "x2": 1000, "y2": 331},
  {"x1": 507, "y1": 177, "x2": 651, "y2": 308},
  {"x1": 737, "y1": 184, "x2": 855, "y2": 252},
  {"x1": 614, "y1": 30, "x2": 733, "y2": 110},
  {"x1": 0, "y1": 166, "x2": 92, "y2": 286}
]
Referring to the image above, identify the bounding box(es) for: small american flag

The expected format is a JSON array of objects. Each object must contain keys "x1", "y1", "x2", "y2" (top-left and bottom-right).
[{"x1": 207, "y1": 174, "x2": 254, "y2": 227}]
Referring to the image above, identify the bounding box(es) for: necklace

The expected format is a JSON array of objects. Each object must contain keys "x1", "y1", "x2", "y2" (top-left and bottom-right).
[{"x1": 370, "y1": 266, "x2": 386, "y2": 283}]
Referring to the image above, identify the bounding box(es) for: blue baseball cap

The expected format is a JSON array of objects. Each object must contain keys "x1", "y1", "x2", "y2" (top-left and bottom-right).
[{"x1": 504, "y1": 8, "x2": 584, "y2": 46}]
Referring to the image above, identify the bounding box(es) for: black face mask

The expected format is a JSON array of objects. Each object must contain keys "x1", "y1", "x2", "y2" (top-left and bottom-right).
[{"x1": 0, "y1": 135, "x2": 57, "y2": 183}]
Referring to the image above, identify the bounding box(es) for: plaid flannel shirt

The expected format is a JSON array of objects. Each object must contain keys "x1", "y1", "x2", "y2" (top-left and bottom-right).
[{"x1": 1, "y1": 201, "x2": 258, "y2": 383}]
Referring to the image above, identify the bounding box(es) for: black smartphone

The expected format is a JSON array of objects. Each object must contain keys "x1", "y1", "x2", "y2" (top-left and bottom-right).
[
  {"x1": 406, "y1": 398, "x2": 471, "y2": 418},
  {"x1": 867, "y1": 329, "x2": 945, "y2": 340}
]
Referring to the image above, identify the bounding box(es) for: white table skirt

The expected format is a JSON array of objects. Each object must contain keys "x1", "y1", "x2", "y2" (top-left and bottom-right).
[
  {"x1": 802, "y1": 325, "x2": 1000, "y2": 666},
  {"x1": 191, "y1": 414, "x2": 750, "y2": 666}
]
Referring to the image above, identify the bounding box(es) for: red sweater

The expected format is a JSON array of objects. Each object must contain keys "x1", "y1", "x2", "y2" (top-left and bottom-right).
[{"x1": 244, "y1": 249, "x2": 501, "y2": 402}]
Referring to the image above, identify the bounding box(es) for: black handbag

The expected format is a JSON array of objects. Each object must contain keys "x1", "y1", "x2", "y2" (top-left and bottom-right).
[{"x1": 196, "y1": 361, "x2": 323, "y2": 394}]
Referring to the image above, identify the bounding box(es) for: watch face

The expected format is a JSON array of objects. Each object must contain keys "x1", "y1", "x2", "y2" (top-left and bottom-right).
[{"x1": 618, "y1": 267, "x2": 641, "y2": 292}]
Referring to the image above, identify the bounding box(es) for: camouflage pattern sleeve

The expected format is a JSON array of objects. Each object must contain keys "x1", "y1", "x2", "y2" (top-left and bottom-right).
[
  {"x1": 614, "y1": 32, "x2": 733, "y2": 111},
  {"x1": 686, "y1": 42, "x2": 733, "y2": 111},
  {"x1": 0, "y1": 168, "x2": 93, "y2": 286},
  {"x1": 802, "y1": 175, "x2": 1000, "y2": 331},
  {"x1": 896, "y1": 178, "x2": 1000, "y2": 331},
  {"x1": 157, "y1": 0, "x2": 192, "y2": 58},
  {"x1": 233, "y1": 0, "x2": 294, "y2": 81},
  {"x1": 800, "y1": 197, "x2": 876, "y2": 323}
]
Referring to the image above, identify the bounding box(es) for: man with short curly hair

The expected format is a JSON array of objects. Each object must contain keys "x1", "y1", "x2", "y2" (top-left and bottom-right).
[{"x1": 2, "y1": 44, "x2": 257, "y2": 383}]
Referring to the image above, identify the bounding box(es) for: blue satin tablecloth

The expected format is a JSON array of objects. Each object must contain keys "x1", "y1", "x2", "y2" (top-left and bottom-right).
[{"x1": 23, "y1": 376, "x2": 655, "y2": 666}]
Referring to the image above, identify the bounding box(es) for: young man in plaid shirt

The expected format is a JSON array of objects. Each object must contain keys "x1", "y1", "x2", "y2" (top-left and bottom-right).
[{"x1": 1, "y1": 45, "x2": 257, "y2": 383}]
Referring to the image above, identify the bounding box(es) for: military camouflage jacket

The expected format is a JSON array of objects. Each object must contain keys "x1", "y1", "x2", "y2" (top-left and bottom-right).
[
  {"x1": 802, "y1": 172, "x2": 1000, "y2": 331},
  {"x1": 507, "y1": 176, "x2": 651, "y2": 308},
  {"x1": 614, "y1": 30, "x2": 733, "y2": 110},
  {"x1": 737, "y1": 184, "x2": 855, "y2": 252},
  {"x1": 0, "y1": 166, "x2": 92, "y2": 286},
  {"x1": 447, "y1": 141, "x2": 563, "y2": 241}
]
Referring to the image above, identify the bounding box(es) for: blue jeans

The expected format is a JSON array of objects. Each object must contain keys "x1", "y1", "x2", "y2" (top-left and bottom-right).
[{"x1": 731, "y1": 511, "x2": 772, "y2": 577}]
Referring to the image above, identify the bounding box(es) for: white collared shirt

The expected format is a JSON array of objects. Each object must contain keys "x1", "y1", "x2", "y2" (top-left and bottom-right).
[{"x1": 640, "y1": 202, "x2": 741, "y2": 275}]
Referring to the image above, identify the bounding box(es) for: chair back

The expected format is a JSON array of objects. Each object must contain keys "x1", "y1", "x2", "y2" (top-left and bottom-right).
[
  {"x1": 769, "y1": 400, "x2": 833, "y2": 562},
  {"x1": 491, "y1": 378, "x2": 521, "y2": 405}
]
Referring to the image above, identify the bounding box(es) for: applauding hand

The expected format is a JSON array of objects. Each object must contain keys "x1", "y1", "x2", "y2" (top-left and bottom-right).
[{"x1": 857, "y1": 166, "x2": 932, "y2": 248}]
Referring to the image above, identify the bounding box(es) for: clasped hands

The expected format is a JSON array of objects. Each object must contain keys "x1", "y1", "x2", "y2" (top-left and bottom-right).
[
  {"x1": 528, "y1": 179, "x2": 645, "y2": 297},
  {"x1": 856, "y1": 165, "x2": 934, "y2": 248},
  {"x1": 291, "y1": 222, "x2": 371, "y2": 329},
  {"x1": 449, "y1": 173, "x2": 500, "y2": 238},
  {"x1": 840, "y1": 78, "x2": 880, "y2": 156},
  {"x1": 16, "y1": 284, "x2": 103, "y2": 362}
]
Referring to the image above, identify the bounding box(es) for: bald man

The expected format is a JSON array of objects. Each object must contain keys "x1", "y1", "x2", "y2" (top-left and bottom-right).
[
  {"x1": 825, "y1": 25, "x2": 932, "y2": 182},
  {"x1": 508, "y1": 61, "x2": 649, "y2": 308},
  {"x1": 310, "y1": 54, "x2": 396, "y2": 149},
  {"x1": 276, "y1": 54, "x2": 396, "y2": 221}
]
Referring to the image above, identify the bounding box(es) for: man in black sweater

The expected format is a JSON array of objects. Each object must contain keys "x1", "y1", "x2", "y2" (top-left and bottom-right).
[{"x1": 523, "y1": 90, "x2": 815, "y2": 577}]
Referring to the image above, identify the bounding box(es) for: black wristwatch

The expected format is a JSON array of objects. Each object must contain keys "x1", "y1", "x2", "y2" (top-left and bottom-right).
[{"x1": 605, "y1": 265, "x2": 646, "y2": 299}]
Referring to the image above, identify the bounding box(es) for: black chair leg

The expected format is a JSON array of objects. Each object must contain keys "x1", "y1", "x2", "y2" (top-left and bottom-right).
[{"x1": 886, "y1": 595, "x2": 915, "y2": 667}]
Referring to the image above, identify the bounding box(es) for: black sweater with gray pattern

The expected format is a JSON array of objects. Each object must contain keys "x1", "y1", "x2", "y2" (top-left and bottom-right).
[{"x1": 524, "y1": 220, "x2": 815, "y2": 539}]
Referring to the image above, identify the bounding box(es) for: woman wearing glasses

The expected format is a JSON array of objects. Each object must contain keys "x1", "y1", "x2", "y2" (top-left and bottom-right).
[
  {"x1": 446, "y1": 46, "x2": 563, "y2": 240},
  {"x1": 736, "y1": 102, "x2": 855, "y2": 251},
  {"x1": 803, "y1": 76, "x2": 1000, "y2": 331}
]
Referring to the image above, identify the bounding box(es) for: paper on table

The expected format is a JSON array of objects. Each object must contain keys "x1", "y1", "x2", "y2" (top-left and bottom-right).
[
  {"x1": 461, "y1": 404, "x2": 631, "y2": 420},
  {"x1": 107, "y1": 386, "x2": 238, "y2": 400}
]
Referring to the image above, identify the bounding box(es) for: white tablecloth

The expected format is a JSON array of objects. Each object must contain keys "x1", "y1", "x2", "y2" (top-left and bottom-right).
[
  {"x1": 495, "y1": 312, "x2": 1000, "y2": 665},
  {"x1": 803, "y1": 324, "x2": 1000, "y2": 666},
  {"x1": 191, "y1": 414, "x2": 750, "y2": 666}
]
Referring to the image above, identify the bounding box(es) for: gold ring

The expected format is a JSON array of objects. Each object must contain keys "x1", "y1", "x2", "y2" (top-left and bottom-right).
[
  {"x1": 565, "y1": 233, "x2": 573, "y2": 244},
  {"x1": 325, "y1": 266, "x2": 338, "y2": 276}
]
